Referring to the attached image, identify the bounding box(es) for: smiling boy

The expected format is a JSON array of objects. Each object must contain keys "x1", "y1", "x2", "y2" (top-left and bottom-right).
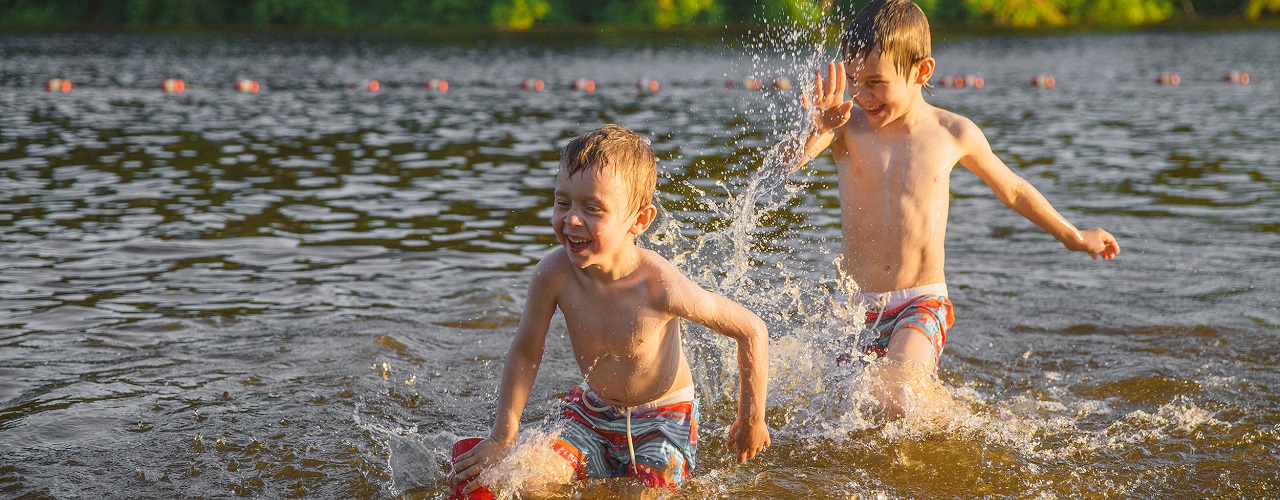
[
  {"x1": 451, "y1": 124, "x2": 769, "y2": 493},
  {"x1": 782, "y1": 0, "x2": 1119, "y2": 416}
]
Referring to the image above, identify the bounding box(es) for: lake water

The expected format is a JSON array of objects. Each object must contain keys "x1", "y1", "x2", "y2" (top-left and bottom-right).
[{"x1": 1, "y1": 29, "x2": 1277, "y2": 498}]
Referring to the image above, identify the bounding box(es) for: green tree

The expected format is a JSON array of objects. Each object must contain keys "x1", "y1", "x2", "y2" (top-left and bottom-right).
[
  {"x1": 490, "y1": 0, "x2": 550, "y2": 28},
  {"x1": 963, "y1": 0, "x2": 1070, "y2": 25},
  {"x1": 1245, "y1": 0, "x2": 1280, "y2": 18}
]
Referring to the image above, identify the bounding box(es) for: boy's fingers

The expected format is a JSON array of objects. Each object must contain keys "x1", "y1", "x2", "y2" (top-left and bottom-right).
[
  {"x1": 813, "y1": 70, "x2": 825, "y2": 102},
  {"x1": 837, "y1": 61, "x2": 847, "y2": 95}
]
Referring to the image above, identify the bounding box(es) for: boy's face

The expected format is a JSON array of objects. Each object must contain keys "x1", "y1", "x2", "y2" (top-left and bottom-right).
[
  {"x1": 845, "y1": 48, "x2": 932, "y2": 128},
  {"x1": 552, "y1": 166, "x2": 648, "y2": 270}
]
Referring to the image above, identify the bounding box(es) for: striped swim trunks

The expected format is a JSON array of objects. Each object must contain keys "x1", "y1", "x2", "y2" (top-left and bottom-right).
[
  {"x1": 550, "y1": 383, "x2": 698, "y2": 488},
  {"x1": 856, "y1": 284, "x2": 954, "y2": 368}
]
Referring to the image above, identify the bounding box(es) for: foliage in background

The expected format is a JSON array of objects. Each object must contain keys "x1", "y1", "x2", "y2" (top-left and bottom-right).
[{"x1": 0, "y1": 0, "x2": 1275, "y2": 28}]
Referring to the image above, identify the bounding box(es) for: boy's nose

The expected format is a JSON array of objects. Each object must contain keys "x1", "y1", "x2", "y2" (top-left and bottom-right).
[{"x1": 564, "y1": 212, "x2": 584, "y2": 226}]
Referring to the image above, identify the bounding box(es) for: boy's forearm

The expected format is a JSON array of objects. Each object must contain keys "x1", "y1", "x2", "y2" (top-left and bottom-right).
[
  {"x1": 1009, "y1": 182, "x2": 1085, "y2": 248},
  {"x1": 785, "y1": 127, "x2": 835, "y2": 173},
  {"x1": 734, "y1": 319, "x2": 769, "y2": 421},
  {"x1": 490, "y1": 347, "x2": 541, "y2": 444}
]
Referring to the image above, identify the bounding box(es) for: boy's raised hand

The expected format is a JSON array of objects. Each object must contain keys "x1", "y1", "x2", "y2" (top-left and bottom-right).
[
  {"x1": 802, "y1": 61, "x2": 855, "y2": 134},
  {"x1": 450, "y1": 437, "x2": 511, "y2": 493},
  {"x1": 725, "y1": 417, "x2": 771, "y2": 464}
]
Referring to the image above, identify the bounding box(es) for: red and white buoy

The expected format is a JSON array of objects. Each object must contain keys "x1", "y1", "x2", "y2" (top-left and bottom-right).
[
  {"x1": 424, "y1": 79, "x2": 449, "y2": 92},
  {"x1": 636, "y1": 79, "x2": 659, "y2": 94},
  {"x1": 1030, "y1": 74, "x2": 1056, "y2": 88},
  {"x1": 1155, "y1": 73, "x2": 1180, "y2": 86},
  {"x1": 347, "y1": 80, "x2": 380, "y2": 92},
  {"x1": 570, "y1": 79, "x2": 596, "y2": 93},
  {"x1": 161, "y1": 78, "x2": 186, "y2": 94},
  {"x1": 724, "y1": 79, "x2": 737, "y2": 89},
  {"x1": 940, "y1": 75, "x2": 984, "y2": 88},
  {"x1": 45, "y1": 78, "x2": 72, "y2": 93},
  {"x1": 1224, "y1": 71, "x2": 1250, "y2": 84},
  {"x1": 520, "y1": 79, "x2": 545, "y2": 92},
  {"x1": 742, "y1": 77, "x2": 764, "y2": 91},
  {"x1": 772, "y1": 77, "x2": 792, "y2": 90},
  {"x1": 234, "y1": 79, "x2": 260, "y2": 93}
]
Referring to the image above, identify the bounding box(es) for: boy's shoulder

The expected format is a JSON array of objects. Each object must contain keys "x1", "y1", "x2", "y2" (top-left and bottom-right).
[
  {"x1": 925, "y1": 103, "x2": 982, "y2": 142},
  {"x1": 531, "y1": 248, "x2": 574, "y2": 285}
]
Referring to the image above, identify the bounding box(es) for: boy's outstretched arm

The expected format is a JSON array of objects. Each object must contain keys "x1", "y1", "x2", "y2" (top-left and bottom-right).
[
  {"x1": 782, "y1": 61, "x2": 854, "y2": 173},
  {"x1": 451, "y1": 263, "x2": 559, "y2": 492},
  {"x1": 957, "y1": 120, "x2": 1120, "y2": 260},
  {"x1": 662, "y1": 270, "x2": 770, "y2": 463}
]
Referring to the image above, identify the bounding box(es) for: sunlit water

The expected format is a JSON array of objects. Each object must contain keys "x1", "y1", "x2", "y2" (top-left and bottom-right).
[{"x1": 1, "y1": 30, "x2": 1277, "y2": 498}]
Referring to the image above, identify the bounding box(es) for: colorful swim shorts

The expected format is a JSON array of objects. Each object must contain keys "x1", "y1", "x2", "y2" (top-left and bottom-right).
[
  {"x1": 550, "y1": 384, "x2": 698, "y2": 488},
  {"x1": 853, "y1": 285, "x2": 955, "y2": 368}
]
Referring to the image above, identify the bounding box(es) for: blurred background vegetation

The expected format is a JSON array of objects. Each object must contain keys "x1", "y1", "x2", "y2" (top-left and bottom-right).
[{"x1": 0, "y1": 0, "x2": 1276, "y2": 30}]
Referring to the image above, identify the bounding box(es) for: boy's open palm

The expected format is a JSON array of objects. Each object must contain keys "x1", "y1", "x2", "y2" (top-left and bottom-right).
[
  {"x1": 726, "y1": 418, "x2": 771, "y2": 464},
  {"x1": 802, "y1": 61, "x2": 855, "y2": 134}
]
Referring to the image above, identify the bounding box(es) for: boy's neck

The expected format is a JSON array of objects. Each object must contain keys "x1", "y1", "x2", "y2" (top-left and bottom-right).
[
  {"x1": 581, "y1": 244, "x2": 643, "y2": 281},
  {"x1": 881, "y1": 90, "x2": 929, "y2": 131}
]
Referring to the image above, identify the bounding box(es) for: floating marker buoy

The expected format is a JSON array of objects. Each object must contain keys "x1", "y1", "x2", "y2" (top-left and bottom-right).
[
  {"x1": 1155, "y1": 73, "x2": 1180, "y2": 86},
  {"x1": 520, "y1": 79, "x2": 545, "y2": 92},
  {"x1": 724, "y1": 79, "x2": 736, "y2": 89},
  {"x1": 45, "y1": 78, "x2": 72, "y2": 93},
  {"x1": 1030, "y1": 75, "x2": 1056, "y2": 88},
  {"x1": 742, "y1": 77, "x2": 764, "y2": 91},
  {"x1": 964, "y1": 75, "x2": 984, "y2": 88},
  {"x1": 570, "y1": 78, "x2": 596, "y2": 93},
  {"x1": 347, "y1": 80, "x2": 380, "y2": 92},
  {"x1": 1224, "y1": 71, "x2": 1250, "y2": 84},
  {"x1": 425, "y1": 79, "x2": 449, "y2": 92},
  {"x1": 161, "y1": 78, "x2": 185, "y2": 94},
  {"x1": 234, "y1": 79, "x2": 260, "y2": 93},
  {"x1": 772, "y1": 77, "x2": 792, "y2": 90},
  {"x1": 636, "y1": 79, "x2": 659, "y2": 94}
]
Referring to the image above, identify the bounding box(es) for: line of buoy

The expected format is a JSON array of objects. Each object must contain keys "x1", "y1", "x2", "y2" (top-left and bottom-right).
[{"x1": 40, "y1": 72, "x2": 1255, "y2": 95}]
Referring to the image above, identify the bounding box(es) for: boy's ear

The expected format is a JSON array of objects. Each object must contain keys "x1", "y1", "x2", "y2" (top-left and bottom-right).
[
  {"x1": 630, "y1": 203, "x2": 657, "y2": 235},
  {"x1": 914, "y1": 57, "x2": 936, "y2": 86}
]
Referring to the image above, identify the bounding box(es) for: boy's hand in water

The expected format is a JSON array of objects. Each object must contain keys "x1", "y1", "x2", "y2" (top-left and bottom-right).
[
  {"x1": 803, "y1": 61, "x2": 855, "y2": 135},
  {"x1": 1072, "y1": 228, "x2": 1120, "y2": 260},
  {"x1": 726, "y1": 417, "x2": 771, "y2": 463},
  {"x1": 451, "y1": 437, "x2": 511, "y2": 493}
]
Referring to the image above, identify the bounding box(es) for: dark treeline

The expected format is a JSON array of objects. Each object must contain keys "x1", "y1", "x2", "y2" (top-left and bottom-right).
[{"x1": 1, "y1": 0, "x2": 1276, "y2": 29}]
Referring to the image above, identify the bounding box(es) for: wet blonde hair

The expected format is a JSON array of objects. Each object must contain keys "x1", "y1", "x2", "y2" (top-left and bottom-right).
[
  {"x1": 841, "y1": 0, "x2": 932, "y2": 79},
  {"x1": 559, "y1": 124, "x2": 656, "y2": 212}
]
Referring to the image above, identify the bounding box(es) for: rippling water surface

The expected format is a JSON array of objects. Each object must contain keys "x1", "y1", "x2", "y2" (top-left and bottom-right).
[{"x1": 1, "y1": 30, "x2": 1278, "y2": 498}]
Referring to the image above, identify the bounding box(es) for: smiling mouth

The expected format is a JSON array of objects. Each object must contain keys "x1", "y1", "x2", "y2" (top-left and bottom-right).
[
  {"x1": 863, "y1": 104, "x2": 884, "y2": 115},
  {"x1": 565, "y1": 236, "x2": 592, "y2": 253}
]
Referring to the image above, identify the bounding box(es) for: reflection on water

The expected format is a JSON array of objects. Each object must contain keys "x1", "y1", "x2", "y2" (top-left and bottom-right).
[{"x1": 1, "y1": 31, "x2": 1278, "y2": 498}]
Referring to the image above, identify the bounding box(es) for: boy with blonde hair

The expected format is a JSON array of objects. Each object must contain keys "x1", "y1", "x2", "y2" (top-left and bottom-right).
[
  {"x1": 784, "y1": 0, "x2": 1119, "y2": 416},
  {"x1": 452, "y1": 124, "x2": 770, "y2": 493}
]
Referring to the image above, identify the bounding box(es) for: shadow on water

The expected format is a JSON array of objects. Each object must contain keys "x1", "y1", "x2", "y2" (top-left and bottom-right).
[{"x1": 0, "y1": 28, "x2": 1278, "y2": 497}]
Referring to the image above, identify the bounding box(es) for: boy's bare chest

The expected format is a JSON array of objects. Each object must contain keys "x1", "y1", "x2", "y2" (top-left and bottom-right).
[
  {"x1": 841, "y1": 130, "x2": 959, "y2": 189},
  {"x1": 557, "y1": 282, "x2": 672, "y2": 353}
]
